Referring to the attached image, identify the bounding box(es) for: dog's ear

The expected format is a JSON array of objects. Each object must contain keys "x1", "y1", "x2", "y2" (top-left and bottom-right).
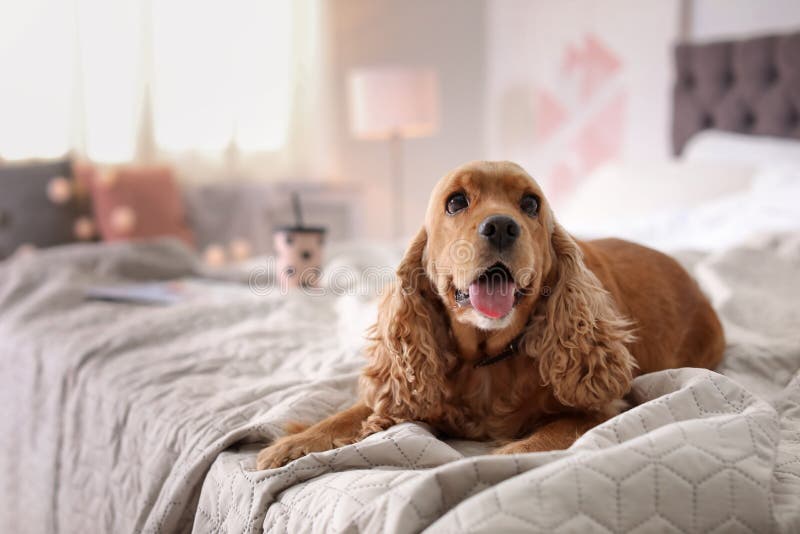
[
  {"x1": 525, "y1": 222, "x2": 636, "y2": 410},
  {"x1": 360, "y1": 227, "x2": 453, "y2": 420}
]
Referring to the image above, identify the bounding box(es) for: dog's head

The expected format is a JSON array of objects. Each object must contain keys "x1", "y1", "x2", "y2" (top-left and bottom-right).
[
  {"x1": 423, "y1": 160, "x2": 553, "y2": 331},
  {"x1": 362, "y1": 161, "x2": 635, "y2": 418}
]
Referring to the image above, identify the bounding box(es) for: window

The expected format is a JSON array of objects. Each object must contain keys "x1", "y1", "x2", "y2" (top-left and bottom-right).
[
  {"x1": 0, "y1": 0, "x2": 76, "y2": 159},
  {"x1": 152, "y1": 0, "x2": 292, "y2": 153},
  {"x1": 76, "y1": 0, "x2": 143, "y2": 162},
  {"x1": 0, "y1": 0, "x2": 293, "y2": 162}
]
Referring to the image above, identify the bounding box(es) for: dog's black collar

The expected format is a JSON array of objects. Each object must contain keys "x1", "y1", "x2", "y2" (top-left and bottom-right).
[{"x1": 473, "y1": 334, "x2": 525, "y2": 368}]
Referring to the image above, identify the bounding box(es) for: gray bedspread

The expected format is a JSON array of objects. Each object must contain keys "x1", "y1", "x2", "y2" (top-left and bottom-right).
[{"x1": 0, "y1": 235, "x2": 798, "y2": 533}]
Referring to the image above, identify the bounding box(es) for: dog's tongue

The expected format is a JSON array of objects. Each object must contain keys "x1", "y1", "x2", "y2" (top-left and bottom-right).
[{"x1": 469, "y1": 278, "x2": 516, "y2": 319}]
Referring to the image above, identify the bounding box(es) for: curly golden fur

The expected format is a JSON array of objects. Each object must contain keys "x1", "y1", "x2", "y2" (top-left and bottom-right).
[
  {"x1": 529, "y1": 222, "x2": 637, "y2": 410},
  {"x1": 257, "y1": 161, "x2": 724, "y2": 469}
]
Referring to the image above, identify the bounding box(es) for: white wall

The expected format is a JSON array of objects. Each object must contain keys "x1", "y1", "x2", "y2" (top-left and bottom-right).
[{"x1": 328, "y1": 0, "x2": 487, "y2": 240}]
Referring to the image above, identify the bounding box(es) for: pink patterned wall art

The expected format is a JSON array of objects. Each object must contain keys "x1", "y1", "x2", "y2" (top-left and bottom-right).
[{"x1": 526, "y1": 33, "x2": 628, "y2": 204}]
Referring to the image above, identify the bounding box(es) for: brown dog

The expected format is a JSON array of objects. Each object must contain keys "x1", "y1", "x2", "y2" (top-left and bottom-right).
[{"x1": 257, "y1": 161, "x2": 724, "y2": 469}]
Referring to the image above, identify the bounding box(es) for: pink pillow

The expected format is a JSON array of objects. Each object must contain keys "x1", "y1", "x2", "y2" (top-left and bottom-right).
[{"x1": 91, "y1": 165, "x2": 194, "y2": 247}]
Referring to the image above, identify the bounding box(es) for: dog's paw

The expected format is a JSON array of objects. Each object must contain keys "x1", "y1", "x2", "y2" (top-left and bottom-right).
[
  {"x1": 256, "y1": 432, "x2": 333, "y2": 470},
  {"x1": 491, "y1": 438, "x2": 549, "y2": 455}
]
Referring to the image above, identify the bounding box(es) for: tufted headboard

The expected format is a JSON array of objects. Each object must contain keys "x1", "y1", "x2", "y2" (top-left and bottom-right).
[{"x1": 672, "y1": 30, "x2": 800, "y2": 155}]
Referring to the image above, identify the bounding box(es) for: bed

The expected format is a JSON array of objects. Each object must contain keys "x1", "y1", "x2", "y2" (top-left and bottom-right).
[{"x1": 2, "y1": 31, "x2": 800, "y2": 534}]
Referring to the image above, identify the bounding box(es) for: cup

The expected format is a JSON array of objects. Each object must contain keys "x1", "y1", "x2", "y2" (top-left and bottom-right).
[{"x1": 273, "y1": 226, "x2": 326, "y2": 289}]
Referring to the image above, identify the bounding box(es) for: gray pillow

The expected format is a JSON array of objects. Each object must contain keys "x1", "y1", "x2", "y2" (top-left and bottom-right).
[{"x1": 0, "y1": 159, "x2": 87, "y2": 259}]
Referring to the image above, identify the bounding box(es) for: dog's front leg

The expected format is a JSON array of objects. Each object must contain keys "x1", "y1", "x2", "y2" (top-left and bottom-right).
[
  {"x1": 492, "y1": 413, "x2": 609, "y2": 454},
  {"x1": 256, "y1": 403, "x2": 372, "y2": 469}
]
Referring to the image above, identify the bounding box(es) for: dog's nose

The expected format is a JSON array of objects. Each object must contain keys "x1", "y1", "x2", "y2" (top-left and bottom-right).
[{"x1": 478, "y1": 215, "x2": 519, "y2": 250}]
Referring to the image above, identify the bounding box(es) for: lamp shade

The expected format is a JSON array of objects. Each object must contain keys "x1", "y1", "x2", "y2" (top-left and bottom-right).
[{"x1": 348, "y1": 67, "x2": 440, "y2": 140}]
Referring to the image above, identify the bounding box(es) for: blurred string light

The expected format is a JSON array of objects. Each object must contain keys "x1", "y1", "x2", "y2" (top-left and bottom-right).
[{"x1": 0, "y1": 0, "x2": 292, "y2": 162}]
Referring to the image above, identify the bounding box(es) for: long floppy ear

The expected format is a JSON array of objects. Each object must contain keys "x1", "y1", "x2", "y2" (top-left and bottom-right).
[
  {"x1": 525, "y1": 223, "x2": 637, "y2": 411},
  {"x1": 360, "y1": 227, "x2": 454, "y2": 421}
]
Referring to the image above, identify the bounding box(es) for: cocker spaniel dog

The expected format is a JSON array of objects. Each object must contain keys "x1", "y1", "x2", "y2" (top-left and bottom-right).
[{"x1": 257, "y1": 161, "x2": 724, "y2": 469}]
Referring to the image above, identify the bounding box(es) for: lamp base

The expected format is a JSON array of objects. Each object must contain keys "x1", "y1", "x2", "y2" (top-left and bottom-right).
[{"x1": 389, "y1": 132, "x2": 403, "y2": 240}]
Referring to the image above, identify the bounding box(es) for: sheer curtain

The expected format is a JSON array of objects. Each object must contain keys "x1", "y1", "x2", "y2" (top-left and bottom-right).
[
  {"x1": 0, "y1": 0, "x2": 330, "y2": 180},
  {"x1": 0, "y1": 0, "x2": 78, "y2": 160}
]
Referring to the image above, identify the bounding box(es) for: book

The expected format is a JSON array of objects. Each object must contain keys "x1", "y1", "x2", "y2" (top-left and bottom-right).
[{"x1": 85, "y1": 278, "x2": 252, "y2": 305}]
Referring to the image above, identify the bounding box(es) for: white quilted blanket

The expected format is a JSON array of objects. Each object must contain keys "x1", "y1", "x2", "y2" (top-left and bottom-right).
[{"x1": 0, "y1": 235, "x2": 798, "y2": 533}]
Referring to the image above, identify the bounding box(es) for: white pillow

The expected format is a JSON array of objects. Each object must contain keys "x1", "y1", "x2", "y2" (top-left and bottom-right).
[
  {"x1": 556, "y1": 160, "x2": 755, "y2": 225},
  {"x1": 683, "y1": 130, "x2": 800, "y2": 168}
]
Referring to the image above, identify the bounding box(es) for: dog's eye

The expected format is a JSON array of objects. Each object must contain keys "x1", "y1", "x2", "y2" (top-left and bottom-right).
[
  {"x1": 446, "y1": 192, "x2": 469, "y2": 215},
  {"x1": 520, "y1": 194, "x2": 539, "y2": 217}
]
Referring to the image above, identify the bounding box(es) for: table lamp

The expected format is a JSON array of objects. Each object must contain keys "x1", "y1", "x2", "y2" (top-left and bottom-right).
[{"x1": 348, "y1": 66, "x2": 440, "y2": 238}]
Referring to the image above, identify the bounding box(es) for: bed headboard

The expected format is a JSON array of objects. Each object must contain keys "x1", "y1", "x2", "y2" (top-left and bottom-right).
[{"x1": 672, "y1": 30, "x2": 800, "y2": 155}]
